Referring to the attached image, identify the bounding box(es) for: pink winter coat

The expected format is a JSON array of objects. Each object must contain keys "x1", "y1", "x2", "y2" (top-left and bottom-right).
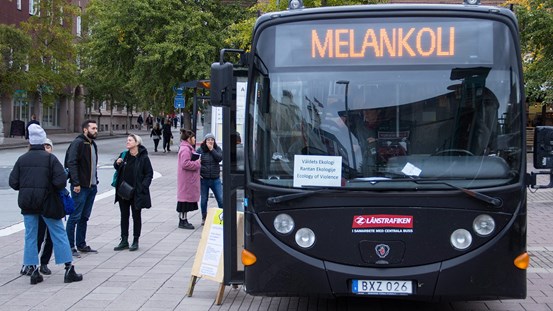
[{"x1": 177, "y1": 140, "x2": 201, "y2": 202}]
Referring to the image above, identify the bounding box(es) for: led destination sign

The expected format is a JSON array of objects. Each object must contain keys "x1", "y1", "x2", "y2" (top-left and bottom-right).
[
  {"x1": 273, "y1": 19, "x2": 493, "y2": 67},
  {"x1": 311, "y1": 27, "x2": 455, "y2": 59}
]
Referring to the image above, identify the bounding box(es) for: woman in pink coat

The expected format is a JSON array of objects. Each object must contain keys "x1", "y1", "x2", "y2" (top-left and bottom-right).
[{"x1": 176, "y1": 129, "x2": 201, "y2": 229}]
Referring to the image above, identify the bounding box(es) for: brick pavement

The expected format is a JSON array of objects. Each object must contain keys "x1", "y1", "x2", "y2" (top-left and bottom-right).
[{"x1": 0, "y1": 133, "x2": 552, "y2": 311}]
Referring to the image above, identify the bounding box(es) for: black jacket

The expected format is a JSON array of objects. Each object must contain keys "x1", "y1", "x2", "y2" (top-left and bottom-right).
[
  {"x1": 196, "y1": 144, "x2": 222, "y2": 179},
  {"x1": 9, "y1": 145, "x2": 67, "y2": 215},
  {"x1": 113, "y1": 145, "x2": 153, "y2": 209},
  {"x1": 162, "y1": 123, "x2": 172, "y2": 139},
  {"x1": 150, "y1": 128, "x2": 162, "y2": 139},
  {"x1": 65, "y1": 134, "x2": 98, "y2": 187}
]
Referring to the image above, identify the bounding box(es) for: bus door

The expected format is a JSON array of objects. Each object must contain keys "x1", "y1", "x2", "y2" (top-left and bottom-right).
[{"x1": 210, "y1": 49, "x2": 247, "y2": 286}]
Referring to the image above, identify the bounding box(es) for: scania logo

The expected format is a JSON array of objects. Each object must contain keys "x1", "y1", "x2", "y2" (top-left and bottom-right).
[{"x1": 375, "y1": 244, "x2": 390, "y2": 258}]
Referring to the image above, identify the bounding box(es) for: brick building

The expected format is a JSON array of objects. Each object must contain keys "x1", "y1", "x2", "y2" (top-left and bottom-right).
[{"x1": 0, "y1": 0, "x2": 144, "y2": 138}]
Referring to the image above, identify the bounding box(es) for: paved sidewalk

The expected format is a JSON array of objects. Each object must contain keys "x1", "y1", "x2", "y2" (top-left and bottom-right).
[{"x1": 0, "y1": 130, "x2": 553, "y2": 310}]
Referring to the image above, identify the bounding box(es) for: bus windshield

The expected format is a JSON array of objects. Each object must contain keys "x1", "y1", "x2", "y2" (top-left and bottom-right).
[{"x1": 248, "y1": 16, "x2": 523, "y2": 189}]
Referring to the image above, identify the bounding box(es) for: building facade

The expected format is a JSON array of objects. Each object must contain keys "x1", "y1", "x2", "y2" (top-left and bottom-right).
[{"x1": 0, "y1": 0, "x2": 143, "y2": 138}]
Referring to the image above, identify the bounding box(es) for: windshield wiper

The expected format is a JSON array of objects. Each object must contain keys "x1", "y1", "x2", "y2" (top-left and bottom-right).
[
  {"x1": 267, "y1": 179, "x2": 501, "y2": 207},
  {"x1": 267, "y1": 188, "x2": 342, "y2": 205},
  {"x1": 350, "y1": 174, "x2": 502, "y2": 207},
  {"x1": 413, "y1": 180, "x2": 502, "y2": 207}
]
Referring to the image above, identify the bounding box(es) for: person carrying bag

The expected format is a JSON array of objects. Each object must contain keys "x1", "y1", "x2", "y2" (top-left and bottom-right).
[
  {"x1": 113, "y1": 134, "x2": 153, "y2": 252},
  {"x1": 9, "y1": 124, "x2": 82, "y2": 285}
]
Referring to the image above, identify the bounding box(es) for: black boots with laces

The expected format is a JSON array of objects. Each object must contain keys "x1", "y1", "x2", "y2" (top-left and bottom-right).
[
  {"x1": 179, "y1": 219, "x2": 194, "y2": 230},
  {"x1": 30, "y1": 266, "x2": 43, "y2": 285},
  {"x1": 64, "y1": 265, "x2": 83, "y2": 283}
]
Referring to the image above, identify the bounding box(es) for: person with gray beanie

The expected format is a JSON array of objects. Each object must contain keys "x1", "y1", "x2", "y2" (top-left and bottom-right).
[
  {"x1": 10, "y1": 124, "x2": 83, "y2": 285},
  {"x1": 196, "y1": 133, "x2": 223, "y2": 225}
]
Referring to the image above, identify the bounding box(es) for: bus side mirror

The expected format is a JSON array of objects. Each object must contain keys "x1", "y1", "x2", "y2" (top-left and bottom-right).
[
  {"x1": 534, "y1": 126, "x2": 553, "y2": 169},
  {"x1": 210, "y1": 62, "x2": 234, "y2": 107}
]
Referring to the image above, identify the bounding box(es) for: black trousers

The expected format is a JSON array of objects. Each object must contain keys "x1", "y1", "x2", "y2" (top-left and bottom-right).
[
  {"x1": 153, "y1": 139, "x2": 160, "y2": 151},
  {"x1": 163, "y1": 136, "x2": 171, "y2": 151},
  {"x1": 118, "y1": 199, "x2": 142, "y2": 238},
  {"x1": 37, "y1": 216, "x2": 53, "y2": 265}
]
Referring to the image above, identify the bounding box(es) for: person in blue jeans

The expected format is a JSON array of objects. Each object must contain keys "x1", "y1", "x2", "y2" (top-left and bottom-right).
[
  {"x1": 65, "y1": 120, "x2": 99, "y2": 258},
  {"x1": 196, "y1": 133, "x2": 223, "y2": 225},
  {"x1": 10, "y1": 124, "x2": 83, "y2": 284}
]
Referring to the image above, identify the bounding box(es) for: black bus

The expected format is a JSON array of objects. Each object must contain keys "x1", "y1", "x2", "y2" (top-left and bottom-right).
[{"x1": 210, "y1": 1, "x2": 550, "y2": 301}]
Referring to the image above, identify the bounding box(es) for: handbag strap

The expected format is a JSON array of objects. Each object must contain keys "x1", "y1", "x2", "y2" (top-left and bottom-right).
[{"x1": 119, "y1": 150, "x2": 130, "y2": 180}]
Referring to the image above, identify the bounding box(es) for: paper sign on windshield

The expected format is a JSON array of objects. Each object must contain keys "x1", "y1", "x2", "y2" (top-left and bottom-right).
[{"x1": 293, "y1": 155, "x2": 342, "y2": 187}]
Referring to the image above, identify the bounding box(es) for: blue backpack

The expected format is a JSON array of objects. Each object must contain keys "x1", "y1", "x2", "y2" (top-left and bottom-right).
[{"x1": 59, "y1": 188, "x2": 75, "y2": 215}]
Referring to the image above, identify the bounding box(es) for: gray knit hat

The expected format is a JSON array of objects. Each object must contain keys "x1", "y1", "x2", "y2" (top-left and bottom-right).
[
  {"x1": 28, "y1": 124, "x2": 46, "y2": 145},
  {"x1": 44, "y1": 138, "x2": 53, "y2": 148},
  {"x1": 204, "y1": 133, "x2": 215, "y2": 140}
]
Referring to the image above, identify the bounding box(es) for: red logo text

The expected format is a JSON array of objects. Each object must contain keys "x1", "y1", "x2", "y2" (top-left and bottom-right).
[{"x1": 352, "y1": 214, "x2": 414, "y2": 229}]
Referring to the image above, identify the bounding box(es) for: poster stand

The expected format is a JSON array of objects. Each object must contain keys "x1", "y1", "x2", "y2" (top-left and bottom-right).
[{"x1": 187, "y1": 208, "x2": 243, "y2": 305}]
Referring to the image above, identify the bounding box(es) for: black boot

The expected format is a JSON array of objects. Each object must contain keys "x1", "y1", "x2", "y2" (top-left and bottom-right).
[
  {"x1": 178, "y1": 218, "x2": 186, "y2": 229},
  {"x1": 201, "y1": 213, "x2": 207, "y2": 226},
  {"x1": 114, "y1": 236, "x2": 129, "y2": 251},
  {"x1": 64, "y1": 265, "x2": 83, "y2": 283},
  {"x1": 129, "y1": 237, "x2": 139, "y2": 251},
  {"x1": 30, "y1": 266, "x2": 43, "y2": 285},
  {"x1": 39, "y1": 264, "x2": 51, "y2": 275},
  {"x1": 20, "y1": 265, "x2": 32, "y2": 276},
  {"x1": 181, "y1": 219, "x2": 194, "y2": 230}
]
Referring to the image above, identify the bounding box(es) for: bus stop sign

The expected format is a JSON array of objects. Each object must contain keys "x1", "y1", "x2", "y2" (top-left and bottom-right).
[{"x1": 174, "y1": 96, "x2": 185, "y2": 109}]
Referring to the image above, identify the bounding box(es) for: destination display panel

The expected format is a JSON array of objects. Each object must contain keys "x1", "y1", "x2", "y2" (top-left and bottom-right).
[{"x1": 274, "y1": 18, "x2": 494, "y2": 67}]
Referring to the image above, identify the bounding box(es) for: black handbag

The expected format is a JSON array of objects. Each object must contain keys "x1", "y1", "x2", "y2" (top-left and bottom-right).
[
  {"x1": 118, "y1": 180, "x2": 135, "y2": 200},
  {"x1": 43, "y1": 190, "x2": 65, "y2": 219},
  {"x1": 117, "y1": 160, "x2": 135, "y2": 200},
  {"x1": 44, "y1": 155, "x2": 65, "y2": 219}
]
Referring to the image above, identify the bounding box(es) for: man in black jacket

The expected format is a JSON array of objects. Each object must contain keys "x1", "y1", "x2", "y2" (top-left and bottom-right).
[{"x1": 65, "y1": 120, "x2": 99, "y2": 257}]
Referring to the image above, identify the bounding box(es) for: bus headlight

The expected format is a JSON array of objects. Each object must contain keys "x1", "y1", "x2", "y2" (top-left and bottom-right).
[
  {"x1": 274, "y1": 214, "x2": 294, "y2": 234},
  {"x1": 295, "y1": 228, "x2": 316, "y2": 248},
  {"x1": 450, "y1": 229, "x2": 472, "y2": 250},
  {"x1": 473, "y1": 214, "x2": 495, "y2": 236}
]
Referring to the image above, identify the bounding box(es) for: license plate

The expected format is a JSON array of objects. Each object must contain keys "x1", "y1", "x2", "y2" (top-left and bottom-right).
[{"x1": 352, "y1": 280, "x2": 413, "y2": 295}]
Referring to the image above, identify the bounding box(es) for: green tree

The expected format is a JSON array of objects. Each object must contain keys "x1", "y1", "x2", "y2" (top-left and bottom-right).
[
  {"x1": 226, "y1": 0, "x2": 388, "y2": 51},
  {"x1": 81, "y1": 0, "x2": 246, "y2": 128},
  {"x1": 20, "y1": 0, "x2": 79, "y2": 107},
  {"x1": 510, "y1": 0, "x2": 553, "y2": 103},
  {"x1": 0, "y1": 25, "x2": 31, "y2": 97}
]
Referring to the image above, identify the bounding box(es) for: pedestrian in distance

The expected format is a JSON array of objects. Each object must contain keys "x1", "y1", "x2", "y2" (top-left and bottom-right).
[
  {"x1": 196, "y1": 133, "x2": 223, "y2": 225},
  {"x1": 162, "y1": 119, "x2": 173, "y2": 153},
  {"x1": 177, "y1": 129, "x2": 201, "y2": 229},
  {"x1": 137, "y1": 114, "x2": 144, "y2": 130},
  {"x1": 25, "y1": 114, "x2": 40, "y2": 140},
  {"x1": 145, "y1": 114, "x2": 153, "y2": 131},
  {"x1": 64, "y1": 119, "x2": 99, "y2": 258},
  {"x1": 113, "y1": 134, "x2": 153, "y2": 252},
  {"x1": 150, "y1": 123, "x2": 162, "y2": 152},
  {"x1": 9, "y1": 124, "x2": 83, "y2": 285}
]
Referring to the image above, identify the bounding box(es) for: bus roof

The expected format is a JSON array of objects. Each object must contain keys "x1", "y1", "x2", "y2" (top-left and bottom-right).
[{"x1": 254, "y1": 4, "x2": 517, "y2": 28}]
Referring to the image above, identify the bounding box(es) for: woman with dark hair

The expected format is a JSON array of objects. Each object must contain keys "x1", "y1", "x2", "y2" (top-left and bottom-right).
[
  {"x1": 176, "y1": 129, "x2": 201, "y2": 229},
  {"x1": 150, "y1": 123, "x2": 162, "y2": 152},
  {"x1": 113, "y1": 134, "x2": 153, "y2": 251},
  {"x1": 162, "y1": 120, "x2": 173, "y2": 153},
  {"x1": 196, "y1": 133, "x2": 223, "y2": 225}
]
